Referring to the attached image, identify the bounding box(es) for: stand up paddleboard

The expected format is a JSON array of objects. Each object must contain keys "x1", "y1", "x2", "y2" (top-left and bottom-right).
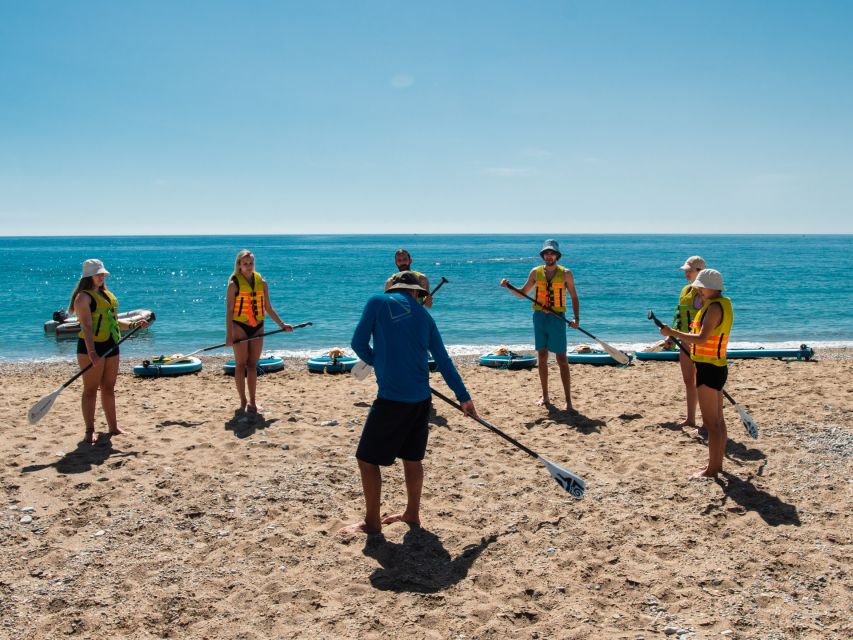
[
  {"x1": 479, "y1": 352, "x2": 537, "y2": 370},
  {"x1": 133, "y1": 355, "x2": 203, "y2": 377},
  {"x1": 223, "y1": 356, "x2": 284, "y2": 376},
  {"x1": 636, "y1": 344, "x2": 815, "y2": 362}
]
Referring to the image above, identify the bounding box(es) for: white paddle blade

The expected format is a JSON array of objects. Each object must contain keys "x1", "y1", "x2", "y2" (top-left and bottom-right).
[
  {"x1": 351, "y1": 360, "x2": 373, "y2": 381},
  {"x1": 599, "y1": 341, "x2": 631, "y2": 365},
  {"x1": 538, "y1": 456, "x2": 585, "y2": 499},
  {"x1": 28, "y1": 386, "x2": 63, "y2": 425},
  {"x1": 735, "y1": 403, "x2": 759, "y2": 439}
]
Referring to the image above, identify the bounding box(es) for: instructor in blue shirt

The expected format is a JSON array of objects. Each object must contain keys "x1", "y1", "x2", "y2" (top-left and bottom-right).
[{"x1": 341, "y1": 271, "x2": 477, "y2": 535}]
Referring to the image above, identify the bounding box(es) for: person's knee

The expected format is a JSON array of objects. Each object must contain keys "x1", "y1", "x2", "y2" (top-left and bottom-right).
[{"x1": 555, "y1": 353, "x2": 568, "y2": 365}]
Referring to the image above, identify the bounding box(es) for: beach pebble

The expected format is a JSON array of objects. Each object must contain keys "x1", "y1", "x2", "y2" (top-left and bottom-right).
[
  {"x1": 94, "y1": 530, "x2": 105, "y2": 537},
  {"x1": 21, "y1": 506, "x2": 35, "y2": 513},
  {"x1": 663, "y1": 626, "x2": 679, "y2": 635},
  {"x1": 720, "y1": 632, "x2": 733, "y2": 637},
  {"x1": 20, "y1": 515, "x2": 33, "y2": 524},
  {"x1": 320, "y1": 420, "x2": 338, "y2": 427},
  {"x1": 281, "y1": 443, "x2": 290, "y2": 450}
]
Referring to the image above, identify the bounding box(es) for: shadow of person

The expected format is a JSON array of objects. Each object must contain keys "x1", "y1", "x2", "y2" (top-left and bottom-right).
[
  {"x1": 725, "y1": 438, "x2": 767, "y2": 463},
  {"x1": 428, "y1": 405, "x2": 449, "y2": 429},
  {"x1": 21, "y1": 435, "x2": 139, "y2": 475},
  {"x1": 362, "y1": 525, "x2": 495, "y2": 593},
  {"x1": 717, "y1": 472, "x2": 801, "y2": 526},
  {"x1": 544, "y1": 406, "x2": 606, "y2": 433},
  {"x1": 224, "y1": 410, "x2": 279, "y2": 439}
]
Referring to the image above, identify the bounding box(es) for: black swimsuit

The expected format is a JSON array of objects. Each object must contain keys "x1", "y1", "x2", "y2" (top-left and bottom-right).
[{"x1": 232, "y1": 320, "x2": 264, "y2": 339}]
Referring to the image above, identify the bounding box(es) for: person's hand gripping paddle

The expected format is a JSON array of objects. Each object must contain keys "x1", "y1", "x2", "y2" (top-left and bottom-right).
[
  {"x1": 648, "y1": 310, "x2": 759, "y2": 439},
  {"x1": 503, "y1": 282, "x2": 630, "y2": 365},
  {"x1": 431, "y1": 388, "x2": 585, "y2": 499},
  {"x1": 28, "y1": 312, "x2": 156, "y2": 425},
  {"x1": 351, "y1": 278, "x2": 449, "y2": 380}
]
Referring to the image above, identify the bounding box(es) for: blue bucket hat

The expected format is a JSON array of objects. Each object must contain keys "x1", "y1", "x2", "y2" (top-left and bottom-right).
[{"x1": 540, "y1": 239, "x2": 561, "y2": 259}]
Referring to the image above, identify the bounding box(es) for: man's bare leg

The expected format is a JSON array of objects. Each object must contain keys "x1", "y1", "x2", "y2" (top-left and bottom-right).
[
  {"x1": 555, "y1": 353, "x2": 573, "y2": 412},
  {"x1": 383, "y1": 459, "x2": 423, "y2": 526},
  {"x1": 340, "y1": 459, "x2": 383, "y2": 534},
  {"x1": 537, "y1": 348, "x2": 551, "y2": 406}
]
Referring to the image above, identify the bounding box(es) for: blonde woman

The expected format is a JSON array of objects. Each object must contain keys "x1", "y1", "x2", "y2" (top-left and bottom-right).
[
  {"x1": 226, "y1": 250, "x2": 292, "y2": 413},
  {"x1": 71, "y1": 259, "x2": 150, "y2": 443},
  {"x1": 669, "y1": 256, "x2": 706, "y2": 430}
]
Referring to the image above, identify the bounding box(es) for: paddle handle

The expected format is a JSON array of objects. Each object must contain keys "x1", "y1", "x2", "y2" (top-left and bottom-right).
[
  {"x1": 431, "y1": 387, "x2": 539, "y2": 460},
  {"x1": 64, "y1": 312, "x2": 155, "y2": 389},
  {"x1": 429, "y1": 277, "x2": 448, "y2": 297}
]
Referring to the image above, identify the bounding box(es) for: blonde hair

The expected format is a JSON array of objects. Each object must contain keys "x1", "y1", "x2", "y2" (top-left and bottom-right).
[
  {"x1": 68, "y1": 276, "x2": 98, "y2": 312},
  {"x1": 232, "y1": 249, "x2": 254, "y2": 279}
]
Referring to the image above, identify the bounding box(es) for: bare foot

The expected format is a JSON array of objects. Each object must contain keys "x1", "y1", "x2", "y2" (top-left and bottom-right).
[
  {"x1": 83, "y1": 429, "x2": 96, "y2": 444},
  {"x1": 338, "y1": 521, "x2": 381, "y2": 535},
  {"x1": 108, "y1": 426, "x2": 125, "y2": 436},
  {"x1": 689, "y1": 468, "x2": 718, "y2": 480},
  {"x1": 678, "y1": 418, "x2": 697, "y2": 427},
  {"x1": 381, "y1": 513, "x2": 420, "y2": 527},
  {"x1": 537, "y1": 396, "x2": 551, "y2": 407},
  {"x1": 691, "y1": 426, "x2": 709, "y2": 440},
  {"x1": 246, "y1": 403, "x2": 258, "y2": 414}
]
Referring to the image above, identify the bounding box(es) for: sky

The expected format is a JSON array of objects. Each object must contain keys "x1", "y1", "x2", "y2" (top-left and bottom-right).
[{"x1": 1, "y1": 0, "x2": 852, "y2": 235}]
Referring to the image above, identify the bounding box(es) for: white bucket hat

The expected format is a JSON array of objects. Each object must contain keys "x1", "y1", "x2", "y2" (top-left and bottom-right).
[
  {"x1": 679, "y1": 255, "x2": 706, "y2": 271},
  {"x1": 82, "y1": 259, "x2": 110, "y2": 278},
  {"x1": 692, "y1": 268, "x2": 724, "y2": 291}
]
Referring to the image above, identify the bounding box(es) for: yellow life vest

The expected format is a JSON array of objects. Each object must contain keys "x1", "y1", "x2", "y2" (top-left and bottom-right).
[
  {"x1": 673, "y1": 284, "x2": 701, "y2": 332},
  {"x1": 78, "y1": 289, "x2": 120, "y2": 343},
  {"x1": 532, "y1": 265, "x2": 567, "y2": 312},
  {"x1": 690, "y1": 296, "x2": 733, "y2": 367},
  {"x1": 232, "y1": 271, "x2": 265, "y2": 327}
]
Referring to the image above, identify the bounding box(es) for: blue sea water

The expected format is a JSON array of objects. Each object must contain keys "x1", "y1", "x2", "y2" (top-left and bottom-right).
[{"x1": 1, "y1": 234, "x2": 851, "y2": 363}]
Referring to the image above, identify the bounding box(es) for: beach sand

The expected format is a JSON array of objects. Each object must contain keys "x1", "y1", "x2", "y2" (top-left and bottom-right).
[{"x1": 1, "y1": 351, "x2": 851, "y2": 639}]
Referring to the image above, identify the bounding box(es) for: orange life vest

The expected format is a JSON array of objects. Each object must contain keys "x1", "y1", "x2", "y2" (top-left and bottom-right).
[
  {"x1": 690, "y1": 296, "x2": 733, "y2": 367},
  {"x1": 232, "y1": 272, "x2": 265, "y2": 327},
  {"x1": 532, "y1": 265, "x2": 567, "y2": 312}
]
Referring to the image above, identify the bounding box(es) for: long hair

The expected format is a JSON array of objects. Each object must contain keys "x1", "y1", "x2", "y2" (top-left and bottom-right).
[
  {"x1": 68, "y1": 276, "x2": 98, "y2": 312},
  {"x1": 232, "y1": 249, "x2": 254, "y2": 281}
]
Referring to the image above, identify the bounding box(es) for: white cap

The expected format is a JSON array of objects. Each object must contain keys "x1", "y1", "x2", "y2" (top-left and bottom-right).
[
  {"x1": 692, "y1": 268, "x2": 724, "y2": 291},
  {"x1": 82, "y1": 259, "x2": 110, "y2": 278},
  {"x1": 679, "y1": 255, "x2": 706, "y2": 271}
]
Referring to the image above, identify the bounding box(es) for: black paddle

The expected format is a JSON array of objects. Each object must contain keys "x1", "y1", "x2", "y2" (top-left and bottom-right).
[
  {"x1": 503, "y1": 282, "x2": 630, "y2": 365},
  {"x1": 28, "y1": 312, "x2": 156, "y2": 424},
  {"x1": 429, "y1": 276, "x2": 449, "y2": 297},
  {"x1": 181, "y1": 322, "x2": 313, "y2": 358},
  {"x1": 648, "y1": 310, "x2": 758, "y2": 439},
  {"x1": 431, "y1": 388, "x2": 585, "y2": 499}
]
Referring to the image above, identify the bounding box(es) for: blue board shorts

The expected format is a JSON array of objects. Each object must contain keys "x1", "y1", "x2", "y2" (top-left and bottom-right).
[{"x1": 533, "y1": 311, "x2": 567, "y2": 354}]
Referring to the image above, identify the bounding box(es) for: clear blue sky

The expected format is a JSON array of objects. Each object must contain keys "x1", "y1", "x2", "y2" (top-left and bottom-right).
[{"x1": 2, "y1": 0, "x2": 851, "y2": 235}]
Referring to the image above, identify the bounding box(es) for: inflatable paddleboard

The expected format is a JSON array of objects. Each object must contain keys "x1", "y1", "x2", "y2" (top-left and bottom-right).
[
  {"x1": 479, "y1": 352, "x2": 537, "y2": 370},
  {"x1": 568, "y1": 351, "x2": 633, "y2": 366},
  {"x1": 223, "y1": 356, "x2": 285, "y2": 376},
  {"x1": 133, "y1": 355, "x2": 202, "y2": 377},
  {"x1": 307, "y1": 355, "x2": 358, "y2": 373},
  {"x1": 635, "y1": 344, "x2": 815, "y2": 362}
]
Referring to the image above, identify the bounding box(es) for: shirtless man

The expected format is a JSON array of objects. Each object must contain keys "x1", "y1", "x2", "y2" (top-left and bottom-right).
[{"x1": 501, "y1": 239, "x2": 580, "y2": 411}]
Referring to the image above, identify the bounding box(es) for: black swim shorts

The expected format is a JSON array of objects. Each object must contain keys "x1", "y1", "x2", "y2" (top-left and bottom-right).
[
  {"x1": 695, "y1": 362, "x2": 728, "y2": 391},
  {"x1": 356, "y1": 397, "x2": 432, "y2": 466},
  {"x1": 76, "y1": 337, "x2": 120, "y2": 358}
]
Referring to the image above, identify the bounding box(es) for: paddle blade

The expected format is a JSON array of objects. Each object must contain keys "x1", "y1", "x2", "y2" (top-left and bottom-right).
[
  {"x1": 598, "y1": 341, "x2": 631, "y2": 365},
  {"x1": 538, "y1": 456, "x2": 585, "y2": 499},
  {"x1": 28, "y1": 386, "x2": 63, "y2": 425},
  {"x1": 735, "y1": 403, "x2": 759, "y2": 439},
  {"x1": 351, "y1": 360, "x2": 373, "y2": 380}
]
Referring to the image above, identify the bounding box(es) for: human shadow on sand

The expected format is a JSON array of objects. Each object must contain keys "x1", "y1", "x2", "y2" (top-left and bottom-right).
[
  {"x1": 715, "y1": 472, "x2": 801, "y2": 526},
  {"x1": 21, "y1": 435, "x2": 139, "y2": 475},
  {"x1": 524, "y1": 407, "x2": 605, "y2": 434},
  {"x1": 224, "y1": 410, "x2": 279, "y2": 439},
  {"x1": 362, "y1": 525, "x2": 496, "y2": 593},
  {"x1": 428, "y1": 405, "x2": 449, "y2": 429}
]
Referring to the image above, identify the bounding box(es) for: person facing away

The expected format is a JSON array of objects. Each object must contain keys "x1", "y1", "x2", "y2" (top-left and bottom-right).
[
  {"x1": 341, "y1": 271, "x2": 476, "y2": 535},
  {"x1": 225, "y1": 249, "x2": 292, "y2": 414},
  {"x1": 500, "y1": 239, "x2": 580, "y2": 412},
  {"x1": 669, "y1": 255, "x2": 707, "y2": 430},
  {"x1": 658, "y1": 268, "x2": 732, "y2": 479},
  {"x1": 384, "y1": 248, "x2": 433, "y2": 308},
  {"x1": 70, "y1": 259, "x2": 151, "y2": 443}
]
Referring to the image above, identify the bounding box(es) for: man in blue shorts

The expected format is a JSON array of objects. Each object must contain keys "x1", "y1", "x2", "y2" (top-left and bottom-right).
[
  {"x1": 341, "y1": 271, "x2": 477, "y2": 535},
  {"x1": 501, "y1": 239, "x2": 580, "y2": 411}
]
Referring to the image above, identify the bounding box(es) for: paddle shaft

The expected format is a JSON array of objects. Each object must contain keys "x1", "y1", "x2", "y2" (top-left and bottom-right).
[
  {"x1": 505, "y1": 283, "x2": 588, "y2": 333},
  {"x1": 431, "y1": 388, "x2": 538, "y2": 459},
  {"x1": 648, "y1": 311, "x2": 739, "y2": 406},
  {"x1": 186, "y1": 322, "x2": 312, "y2": 357},
  {"x1": 62, "y1": 315, "x2": 154, "y2": 390},
  {"x1": 429, "y1": 277, "x2": 448, "y2": 297}
]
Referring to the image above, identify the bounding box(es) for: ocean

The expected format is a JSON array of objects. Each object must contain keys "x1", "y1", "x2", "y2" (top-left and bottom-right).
[{"x1": 1, "y1": 234, "x2": 851, "y2": 363}]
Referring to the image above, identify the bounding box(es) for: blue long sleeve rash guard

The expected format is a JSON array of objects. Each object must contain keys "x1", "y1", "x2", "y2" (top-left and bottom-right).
[{"x1": 351, "y1": 292, "x2": 471, "y2": 404}]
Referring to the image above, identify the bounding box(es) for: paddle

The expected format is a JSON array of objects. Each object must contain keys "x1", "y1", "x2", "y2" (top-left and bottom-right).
[
  {"x1": 181, "y1": 322, "x2": 313, "y2": 359},
  {"x1": 431, "y1": 388, "x2": 586, "y2": 499},
  {"x1": 648, "y1": 311, "x2": 759, "y2": 439},
  {"x1": 351, "y1": 279, "x2": 449, "y2": 380},
  {"x1": 28, "y1": 312, "x2": 156, "y2": 425},
  {"x1": 504, "y1": 282, "x2": 631, "y2": 365}
]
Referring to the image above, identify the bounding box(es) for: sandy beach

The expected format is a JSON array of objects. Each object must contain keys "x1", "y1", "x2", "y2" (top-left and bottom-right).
[{"x1": 1, "y1": 350, "x2": 850, "y2": 639}]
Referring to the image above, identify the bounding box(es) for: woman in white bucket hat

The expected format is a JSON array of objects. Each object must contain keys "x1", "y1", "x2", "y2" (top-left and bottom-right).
[
  {"x1": 68, "y1": 259, "x2": 151, "y2": 443},
  {"x1": 659, "y1": 268, "x2": 733, "y2": 479}
]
